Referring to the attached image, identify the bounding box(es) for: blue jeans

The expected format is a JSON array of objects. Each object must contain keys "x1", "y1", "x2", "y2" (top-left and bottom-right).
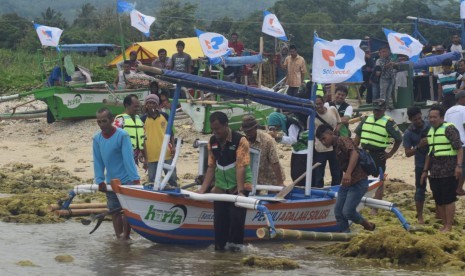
[
  {"x1": 380, "y1": 78, "x2": 394, "y2": 105},
  {"x1": 148, "y1": 159, "x2": 178, "y2": 187},
  {"x1": 335, "y1": 179, "x2": 369, "y2": 232}
]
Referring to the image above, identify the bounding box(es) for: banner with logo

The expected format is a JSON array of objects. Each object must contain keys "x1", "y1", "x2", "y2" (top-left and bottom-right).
[
  {"x1": 34, "y1": 23, "x2": 63, "y2": 47},
  {"x1": 130, "y1": 9, "x2": 155, "y2": 37},
  {"x1": 383, "y1": 28, "x2": 423, "y2": 59},
  {"x1": 312, "y1": 35, "x2": 365, "y2": 83},
  {"x1": 261, "y1": 11, "x2": 288, "y2": 41},
  {"x1": 195, "y1": 29, "x2": 230, "y2": 58}
]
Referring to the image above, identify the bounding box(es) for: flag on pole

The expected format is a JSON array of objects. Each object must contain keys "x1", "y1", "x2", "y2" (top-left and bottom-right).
[
  {"x1": 130, "y1": 9, "x2": 155, "y2": 37},
  {"x1": 196, "y1": 29, "x2": 230, "y2": 58},
  {"x1": 117, "y1": 0, "x2": 135, "y2": 13},
  {"x1": 261, "y1": 11, "x2": 287, "y2": 41},
  {"x1": 383, "y1": 28, "x2": 423, "y2": 60},
  {"x1": 312, "y1": 34, "x2": 365, "y2": 83},
  {"x1": 461, "y1": 0, "x2": 465, "y2": 19},
  {"x1": 34, "y1": 23, "x2": 63, "y2": 47}
]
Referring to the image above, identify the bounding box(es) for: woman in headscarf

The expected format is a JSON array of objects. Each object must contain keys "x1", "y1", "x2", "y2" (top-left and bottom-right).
[{"x1": 267, "y1": 111, "x2": 308, "y2": 186}]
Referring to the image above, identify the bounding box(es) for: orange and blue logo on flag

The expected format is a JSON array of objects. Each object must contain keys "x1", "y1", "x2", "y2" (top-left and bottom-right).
[{"x1": 321, "y1": 45, "x2": 355, "y2": 69}]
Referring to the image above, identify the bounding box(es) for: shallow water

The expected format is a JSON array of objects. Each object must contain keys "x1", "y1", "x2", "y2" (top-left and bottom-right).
[{"x1": 0, "y1": 221, "x2": 447, "y2": 276}]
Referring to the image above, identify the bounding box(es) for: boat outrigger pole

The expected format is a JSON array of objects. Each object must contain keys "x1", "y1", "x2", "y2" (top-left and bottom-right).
[{"x1": 406, "y1": 16, "x2": 465, "y2": 48}]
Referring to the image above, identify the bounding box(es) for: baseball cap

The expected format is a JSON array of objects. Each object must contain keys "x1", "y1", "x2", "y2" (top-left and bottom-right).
[{"x1": 372, "y1": 99, "x2": 387, "y2": 110}]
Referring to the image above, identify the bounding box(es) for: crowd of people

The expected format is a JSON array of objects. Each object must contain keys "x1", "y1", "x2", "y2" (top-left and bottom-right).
[{"x1": 91, "y1": 34, "x2": 465, "y2": 252}]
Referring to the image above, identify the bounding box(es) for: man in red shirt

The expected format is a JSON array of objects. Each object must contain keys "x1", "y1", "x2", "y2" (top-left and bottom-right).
[{"x1": 228, "y1": 33, "x2": 245, "y2": 83}]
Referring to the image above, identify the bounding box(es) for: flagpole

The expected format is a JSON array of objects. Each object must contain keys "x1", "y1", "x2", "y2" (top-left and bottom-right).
[
  {"x1": 258, "y1": 36, "x2": 264, "y2": 88},
  {"x1": 117, "y1": 0, "x2": 127, "y2": 61}
]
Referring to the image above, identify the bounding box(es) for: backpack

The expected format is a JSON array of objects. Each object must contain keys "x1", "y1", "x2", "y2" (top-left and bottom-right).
[{"x1": 358, "y1": 148, "x2": 378, "y2": 177}]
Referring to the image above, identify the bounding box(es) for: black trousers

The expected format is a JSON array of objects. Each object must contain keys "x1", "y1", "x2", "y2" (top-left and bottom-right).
[
  {"x1": 291, "y1": 153, "x2": 307, "y2": 186},
  {"x1": 213, "y1": 201, "x2": 247, "y2": 249}
]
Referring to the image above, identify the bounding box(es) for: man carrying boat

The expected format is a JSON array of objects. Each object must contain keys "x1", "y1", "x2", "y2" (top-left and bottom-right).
[
  {"x1": 141, "y1": 94, "x2": 177, "y2": 187},
  {"x1": 93, "y1": 107, "x2": 140, "y2": 239},
  {"x1": 316, "y1": 124, "x2": 376, "y2": 232},
  {"x1": 421, "y1": 105, "x2": 463, "y2": 232},
  {"x1": 353, "y1": 99, "x2": 402, "y2": 205},
  {"x1": 241, "y1": 115, "x2": 285, "y2": 191},
  {"x1": 267, "y1": 111, "x2": 308, "y2": 186},
  {"x1": 114, "y1": 94, "x2": 146, "y2": 166},
  {"x1": 197, "y1": 111, "x2": 252, "y2": 251}
]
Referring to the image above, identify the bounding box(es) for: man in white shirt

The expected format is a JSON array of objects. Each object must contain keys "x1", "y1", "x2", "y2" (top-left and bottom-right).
[
  {"x1": 445, "y1": 90, "x2": 465, "y2": 195},
  {"x1": 449, "y1": 35, "x2": 463, "y2": 59}
]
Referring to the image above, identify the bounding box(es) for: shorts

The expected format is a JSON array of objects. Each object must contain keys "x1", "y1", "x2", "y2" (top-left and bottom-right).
[
  {"x1": 106, "y1": 191, "x2": 122, "y2": 210},
  {"x1": 365, "y1": 149, "x2": 386, "y2": 176},
  {"x1": 429, "y1": 176, "x2": 457, "y2": 205}
]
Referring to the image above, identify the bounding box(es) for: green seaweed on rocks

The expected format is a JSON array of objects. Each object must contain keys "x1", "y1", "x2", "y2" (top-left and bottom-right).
[
  {"x1": 324, "y1": 180, "x2": 465, "y2": 272},
  {"x1": 0, "y1": 163, "x2": 86, "y2": 223},
  {"x1": 242, "y1": 256, "x2": 300, "y2": 270},
  {"x1": 54, "y1": 255, "x2": 74, "y2": 263}
]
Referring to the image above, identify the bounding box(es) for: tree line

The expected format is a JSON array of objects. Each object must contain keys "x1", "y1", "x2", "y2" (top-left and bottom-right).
[{"x1": 0, "y1": 0, "x2": 462, "y2": 61}]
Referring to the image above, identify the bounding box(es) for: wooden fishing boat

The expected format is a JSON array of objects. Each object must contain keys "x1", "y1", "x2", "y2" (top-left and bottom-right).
[
  {"x1": 67, "y1": 66, "x2": 411, "y2": 245},
  {"x1": 109, "y1": 178, "x2": 382, "y2": 245}
]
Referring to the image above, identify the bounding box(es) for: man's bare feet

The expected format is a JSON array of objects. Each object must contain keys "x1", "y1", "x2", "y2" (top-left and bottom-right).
[{"x1": 439, "y1": 226, "x2": 452, "y2": 232}]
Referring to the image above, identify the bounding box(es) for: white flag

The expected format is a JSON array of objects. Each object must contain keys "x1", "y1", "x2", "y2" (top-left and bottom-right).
[
  {"x1": 383, "y1": 28, "x2": 423, "y2": 59},
  {"x1": 195, "y1": 29, "x2": 230, "y2": 58},
  {"x1": 312, "y1": 35, "x2": 365, "y2": 83},
  {"x1": 34, "y1": 23, "x2": 63, "y2": 47},
  {"x1": 261, "y1": 11, "x2": 287, "y2": 41},
  {"x1": 130, "y1": 9, "x2": 156, "y2": 37}
]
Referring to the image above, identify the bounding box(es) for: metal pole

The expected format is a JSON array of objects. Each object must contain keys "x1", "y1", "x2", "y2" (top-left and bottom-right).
[{"x1": 155, "y1": 85, "x2": 181, "y2": 190}]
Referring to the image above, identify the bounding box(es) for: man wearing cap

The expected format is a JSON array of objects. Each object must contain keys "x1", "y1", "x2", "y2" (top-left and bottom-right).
[
  {"x1": 141, "y1": 94, "x2": 177, "y2": 187},
  {"x1": 114, "y1": 94, "x2": 146, "y2": 166},
  {"x1": 445, "y1": 91, "x2": 465, "y2": 195},
  {"x1": 354, "y1": 99, "x2": 403, "y2": 203},
  {"x1": 117, "y1": 50, "x2": 139, "y2": 72},
  {"x1": 241, "y1": 115, "x2": 285, "y2": 190},
  {"x1": 421, "y1": 105, "x2": 463, "y2": 232}
]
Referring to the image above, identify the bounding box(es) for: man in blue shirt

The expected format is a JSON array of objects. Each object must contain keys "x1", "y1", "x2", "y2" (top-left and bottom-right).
[
  {"x1": 403, "y1": 106, "x2": 430, "y2": 224},
  {"x1": 93, "y1": 107, "x2": 140, "y2": 239},
  {"x1": 47, "y1": 58, "x2": 71, "y2": 86}
]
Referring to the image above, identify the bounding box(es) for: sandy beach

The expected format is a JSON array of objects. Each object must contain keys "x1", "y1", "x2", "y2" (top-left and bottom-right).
[{"x1": 0, "y1": 99, "x2": 416, "y2": 187}]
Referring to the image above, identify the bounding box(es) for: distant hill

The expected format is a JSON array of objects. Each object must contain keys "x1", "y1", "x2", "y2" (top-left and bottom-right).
[{"x1": 1, "y1": 0, "x2": 278, "y2": 22}]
